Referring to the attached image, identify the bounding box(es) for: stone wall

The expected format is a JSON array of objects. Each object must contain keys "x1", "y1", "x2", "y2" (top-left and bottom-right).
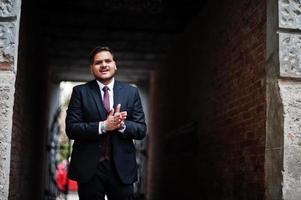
[
  {"x1": 277, "y1": 0, "x2": 301, "y2": 199},
  {"x1": 0, "y1": 0, "x2": 21, "y2": 199},
  {"x1": 265, "y1": 0, "x2": 283, "y2": 199}
]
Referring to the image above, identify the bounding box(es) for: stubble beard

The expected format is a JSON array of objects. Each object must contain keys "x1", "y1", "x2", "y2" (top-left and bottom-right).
[{"x1": 96, "y1": 71, "x2": 115, "y2": 85}]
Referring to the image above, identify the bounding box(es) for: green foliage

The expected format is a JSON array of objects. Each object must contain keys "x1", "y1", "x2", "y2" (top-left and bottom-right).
[{"x1": 57, "y1": 142, "x2": 71, "y2": 163}]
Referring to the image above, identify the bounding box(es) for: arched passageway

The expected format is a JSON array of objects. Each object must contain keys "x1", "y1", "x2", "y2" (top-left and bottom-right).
[
  {"x1": 8, "y1": 0, "x2": 204, "y2": 199},
  {"x1": 2, "y1": 0, "x2": 301, "y2": 199}
]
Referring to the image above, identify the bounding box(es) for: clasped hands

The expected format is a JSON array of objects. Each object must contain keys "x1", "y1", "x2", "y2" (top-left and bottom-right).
[{"x1": 104, "y1": 104, "x2": 127, "y2": 131}]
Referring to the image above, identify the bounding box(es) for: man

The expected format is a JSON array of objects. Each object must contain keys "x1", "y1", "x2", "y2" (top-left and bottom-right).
[{"x1": 65, "y1": 46, "x2": 147, "y2": 200}]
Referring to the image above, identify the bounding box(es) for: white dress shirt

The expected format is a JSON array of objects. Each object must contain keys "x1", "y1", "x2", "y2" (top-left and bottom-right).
[
  {"x1": 96, "y1": 79, "x2": 126, "y2": 134},
  {"x1": 97, "y1": 79, "x2": 114, "y2": 111}
]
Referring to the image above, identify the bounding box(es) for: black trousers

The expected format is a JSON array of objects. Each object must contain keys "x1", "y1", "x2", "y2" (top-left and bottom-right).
[{"x1": 77, "y1": 160, "x2": 133, "y2": 200}]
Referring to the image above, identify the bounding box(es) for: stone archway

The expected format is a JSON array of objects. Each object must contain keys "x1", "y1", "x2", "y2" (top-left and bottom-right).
[
  {"x1": 0, "y1": 0, "x2": 21, "y2": 199},
  {"x1": 266, "y1": 0, "x2": 301, "y2": 199},
  {"x1": 2, "y1": 0, "x2": 301, "y2": 199}
]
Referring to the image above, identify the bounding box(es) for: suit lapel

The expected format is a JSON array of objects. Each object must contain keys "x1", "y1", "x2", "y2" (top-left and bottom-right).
[
  {"x1": 113, "y1": 80, "x2": 123, "y2": 109},
  {"x1": 112, "y1": 81, "x2": 123, "y2": 142},
  {"x1": 89, "y1": 80, "x2": 107, "y2": 120}
]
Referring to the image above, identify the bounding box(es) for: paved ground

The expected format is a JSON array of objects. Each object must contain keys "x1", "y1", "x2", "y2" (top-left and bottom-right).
[
  {"x1": 56, "y1": 191, "x2": 78, "y2": 200},
  {"x1": 66, "y1": 192, "x2": 78, "y2": 200},
  {"x1": 62, "y1": 192, "x2": 108, "y2": 200}
]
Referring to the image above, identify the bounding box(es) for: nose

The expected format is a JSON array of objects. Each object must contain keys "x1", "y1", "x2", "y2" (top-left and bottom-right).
[{"x1": 100, "y1": 62, "x2": 107, "y2": 67}]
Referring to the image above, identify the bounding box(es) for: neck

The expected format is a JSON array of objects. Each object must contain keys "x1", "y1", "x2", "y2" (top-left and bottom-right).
[{"x1": 97, "y1": 78, "x2": 114, "y2": 86}]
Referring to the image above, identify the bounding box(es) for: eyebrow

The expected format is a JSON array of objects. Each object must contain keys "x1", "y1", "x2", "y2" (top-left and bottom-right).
[{"x1": 94, "y1": 58, "x2": 113, "y2": 63}]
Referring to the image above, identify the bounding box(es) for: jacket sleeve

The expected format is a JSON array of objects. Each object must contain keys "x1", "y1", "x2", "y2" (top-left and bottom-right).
[
  {"x1": 122, "y1": 88, "x2": 147, "y2": 140},
  {"x1": 65, "y1": 86, "x2": 99, "y2": 140}
]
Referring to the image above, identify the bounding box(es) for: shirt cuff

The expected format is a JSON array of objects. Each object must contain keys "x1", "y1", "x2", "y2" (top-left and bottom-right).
[
  {"x1": 118, "y1": 121, "x2": 126, "y2": 133},
  {"x1": 99, "y1": 121, "x2": 106, "y2": 134}
]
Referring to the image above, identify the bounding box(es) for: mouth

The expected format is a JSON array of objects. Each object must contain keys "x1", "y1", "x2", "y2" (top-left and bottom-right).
[{"x1": 100, "y1": 69, "x2": 109, "y2": 73}]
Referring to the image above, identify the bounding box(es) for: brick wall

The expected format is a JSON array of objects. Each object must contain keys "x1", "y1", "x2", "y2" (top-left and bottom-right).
[
  {"x1": 149, "y1": 0, "x2": 266, "y2": 199},
  {"x1": 9, "y1": 0, "x2": 49, "y2": 199}
]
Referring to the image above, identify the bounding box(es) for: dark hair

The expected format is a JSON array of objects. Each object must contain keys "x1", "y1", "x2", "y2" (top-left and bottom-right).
[{"x1": 89, "y1": 46, "x2": 114, "y2": 64}]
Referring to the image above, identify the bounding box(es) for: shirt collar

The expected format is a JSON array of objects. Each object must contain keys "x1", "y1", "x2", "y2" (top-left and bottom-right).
[{"x1": 96, "y1": 78, "x2": 115, "y2": 92}]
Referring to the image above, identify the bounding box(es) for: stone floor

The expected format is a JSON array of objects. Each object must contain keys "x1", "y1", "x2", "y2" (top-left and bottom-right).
[
  {"x1": 60, "y1": 191, "x2": 144, "y2": 200},
  {"x1": 66, "y1": 192, "x2": 78, "y2": 200},
  {"x1": 60, "y1": 192, "x2": 108, "y2": 200}
]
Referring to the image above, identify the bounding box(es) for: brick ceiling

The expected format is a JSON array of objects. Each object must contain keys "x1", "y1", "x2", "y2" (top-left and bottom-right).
[{"x1": 40, "y1": 0, "x2": 205, "y2": 82}]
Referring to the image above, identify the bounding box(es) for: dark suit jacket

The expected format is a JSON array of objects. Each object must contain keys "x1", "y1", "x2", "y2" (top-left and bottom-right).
[{"x1": 65, "y1": 80, "x2": 146, "y2": 184}]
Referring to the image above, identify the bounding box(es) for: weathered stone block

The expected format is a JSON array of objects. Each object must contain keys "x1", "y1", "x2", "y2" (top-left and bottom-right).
[
  {"x1": 0, "y1": 87, "x2": 11, "y2": 143},
  {"x1": 279, "y1": 32, "x2": 301, "y2": 78},
  {"x1": 0, "y1": 73, "x2": 15, "y2": 143},
  {"x1": 0, "y1": 22, "x2": 16, "y2": 71},
  {"x1": 0, "y1": 141, "x2": 10, "y2": 200},
  {"x1": 0, "y1": 73, "x2": 14, "y2": 200},
  {"x1": 280, "y1": 81, "x2": 301, "y2": 147},
  {"x1": 0, "y1": 0, "x2": 18, "y2": 17},
  {"x1": 280, "y1": 81, "x2": 301, "y2": 200},
  {"x1": 265, "y1": 148, "x2": 283, "y2": 198},
  {"x1": 279, "y1": 0, "x2": 301, "y2": 29}
]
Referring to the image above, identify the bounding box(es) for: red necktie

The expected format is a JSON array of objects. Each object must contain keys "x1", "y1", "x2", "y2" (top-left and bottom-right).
[
  {"x1": 101, "y1": 86, "x2": 111, "y2": 160},
  {"x1": 103, "y1": 86, "x2": 110, "y2": 113}
]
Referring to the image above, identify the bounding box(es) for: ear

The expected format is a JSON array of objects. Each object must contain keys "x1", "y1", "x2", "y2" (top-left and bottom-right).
[{"x1": 114, "y1": 61, "x2": 117, "y2": 70}]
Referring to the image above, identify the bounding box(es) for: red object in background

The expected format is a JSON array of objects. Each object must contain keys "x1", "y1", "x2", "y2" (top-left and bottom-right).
[{"x1": 56, "y1": 160, "x2": 78, "y2": 191}]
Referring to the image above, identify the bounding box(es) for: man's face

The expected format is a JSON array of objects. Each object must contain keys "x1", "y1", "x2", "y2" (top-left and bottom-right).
[{"x1": 90, "y1": 51, "x2": 117, "y2": 84}]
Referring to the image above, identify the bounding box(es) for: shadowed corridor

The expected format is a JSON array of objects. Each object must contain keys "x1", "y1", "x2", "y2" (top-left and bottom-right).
[{"x1": 8, "y1": 0, "x2": 272, "y2": 199}]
